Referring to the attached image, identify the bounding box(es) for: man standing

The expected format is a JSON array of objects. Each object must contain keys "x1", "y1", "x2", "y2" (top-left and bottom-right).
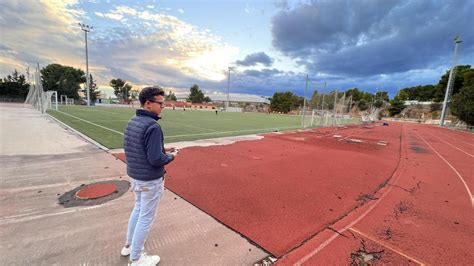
[{"x1": 121, "y1": 87, "x2": 175, "y2": 265}]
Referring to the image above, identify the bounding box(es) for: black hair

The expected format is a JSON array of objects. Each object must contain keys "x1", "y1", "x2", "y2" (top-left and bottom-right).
[{"x1": 139, "y1": 87, "x2": 165, "y2": 106}]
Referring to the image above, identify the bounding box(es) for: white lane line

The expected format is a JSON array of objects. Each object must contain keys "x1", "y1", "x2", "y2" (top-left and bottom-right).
[
  {"x1": 415, "y1": 131, "x2": 474, "y2": 208},
  {"x1": 337, "y1": 128, "x2": 369, "y2": 141},
  {"x1": 437, "y1": 132, "x2": 474, "y2": 147},
  {"x1": 295, "y1": 124, "x2": 407, "y2": 265},
  {"x1": 349, "y1": 227, "x2": 426, "y2": 265},
  {"x1": 55, "y1": 110, "x2": 124, "y2": 136},
  {"x1": 425, "y1": 131, "x2": 474, "y2": 157}
]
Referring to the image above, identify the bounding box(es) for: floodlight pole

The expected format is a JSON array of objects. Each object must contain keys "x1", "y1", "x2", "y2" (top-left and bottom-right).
[
  {"x1": 333, "y1": 89, "x2": 338, "y2": 126},
  {"x1": 79, "y1": 23, "x2": 93, "y2": 106},
  {"x1": 226, "y1": 67, "x2": 231, "y2": 110},
  {"x1": 301, "y1": 74, "x2": 308, "y2": 128},
  {"x1": 440, "y1": 36, "x2": 462, "y2": 127}
]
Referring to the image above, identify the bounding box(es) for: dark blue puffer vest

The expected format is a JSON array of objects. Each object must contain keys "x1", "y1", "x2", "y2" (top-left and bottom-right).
[{"x1": 124, "y1": 110, "x2": 165, "y2": 181}]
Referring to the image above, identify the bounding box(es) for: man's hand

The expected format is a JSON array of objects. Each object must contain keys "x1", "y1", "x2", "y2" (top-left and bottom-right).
[
  {"x1": 165, "y1": 147, "x2": 178, "y2": 156},
  {"x1": 165, "y1": 147, "x2": 176, "y2": 153}
]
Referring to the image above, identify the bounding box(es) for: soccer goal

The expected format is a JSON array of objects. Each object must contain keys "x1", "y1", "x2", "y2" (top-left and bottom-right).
[
  {"x1": 304, "y1": 93, "x2": 355, "y2": 127},
  {"x1": 24, "y1": 65, "x2": 58, "y2": 113}
]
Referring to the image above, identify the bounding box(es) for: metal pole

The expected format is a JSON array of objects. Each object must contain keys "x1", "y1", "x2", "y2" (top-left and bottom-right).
[
  {"x1": 349, "y1": 95, "x2": 353, "y2": 115},
  {"x1": 226, "y1": 67, "x2": 231, "y2": 110},
  {"x1": 440, "y1": 36, "x2": 462, "y2": 126},
  {"x1": 36, "y1": 63, "x2": 44, "y2": 113},
  {"x1": 54, "y1": 91, "x2": 58, "y2": 111},
  {"x1": 333, "y1": 89, "x2": 337, "y2": 126},
  {"x1": 79, "y1": 23, "x2": 93, "y2": 106},
  {"x1": 302, "y1": 74, "x2": 308, "y2": 128},
  {"x1": 85, "y1": 31, "x2": 90, "y2": 106}
]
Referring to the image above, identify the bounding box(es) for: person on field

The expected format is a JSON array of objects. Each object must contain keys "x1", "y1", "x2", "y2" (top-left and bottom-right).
[{"x1": 121, "y1": 87, "x2": 176, "y2": 266}]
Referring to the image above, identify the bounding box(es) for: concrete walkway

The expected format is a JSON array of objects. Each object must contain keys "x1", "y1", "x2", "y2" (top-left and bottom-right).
[{"x1": 0, "y1": 103, "x2": 268, "y2": 265}]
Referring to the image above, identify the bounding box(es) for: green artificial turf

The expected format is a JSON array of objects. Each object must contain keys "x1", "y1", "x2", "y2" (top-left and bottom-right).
[{"x1": 47, "y1": 105, "x2": 358, "y2": 149}]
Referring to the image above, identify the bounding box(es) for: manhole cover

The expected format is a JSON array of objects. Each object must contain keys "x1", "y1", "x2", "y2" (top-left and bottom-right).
[
  {"x1": 59, "y1": 180, "x2": 130, "y2": 208},
  {"x1": 75, "y1": 183, "x2": 118, "y2": 199}
]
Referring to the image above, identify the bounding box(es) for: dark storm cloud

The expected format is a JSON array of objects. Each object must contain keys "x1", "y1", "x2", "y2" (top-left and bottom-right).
[
  {"x1": 271, "y1": 0, "x2": 474, "y2": 77},
  {"x1": 236, "y1": 52, "x2": 274, "y2": 67}
]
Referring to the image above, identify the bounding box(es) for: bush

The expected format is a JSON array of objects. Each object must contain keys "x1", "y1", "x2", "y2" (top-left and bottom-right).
[{"x1": 451, "y1": 84, "x2": 474, "y2": 125}]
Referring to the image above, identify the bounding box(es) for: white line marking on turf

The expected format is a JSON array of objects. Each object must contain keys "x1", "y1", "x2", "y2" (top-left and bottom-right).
[
  {"x1": 349, "y1": 227, "x2": 426, "y2": 265},
  {"x1": 165, "y1": 126, "x2": 301, "y2": 138},
  {"x1": 53, "y1": 111, "x2": 301, "y2": 140},
  {"x1": 160, "y1": 119, "x2": 218, "y2": 132},
  {"x1": 56, "y1": 110, "x2": 124, "y2": 135},
  {"x1": 425, "y1": 131, "x2": 473, "y2": 157},
  {"x1": 415, "y1": 131, "x2": 474, "y2": 208}
]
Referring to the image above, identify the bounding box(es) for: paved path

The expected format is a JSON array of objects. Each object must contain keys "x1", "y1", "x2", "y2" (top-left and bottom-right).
[{"x1": 0, "y1": 103, "x2": 268, "y2": 265}]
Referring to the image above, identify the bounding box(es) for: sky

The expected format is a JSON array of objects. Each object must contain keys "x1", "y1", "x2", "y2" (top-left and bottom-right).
[{"x1": 1, "y1": 0, "x2": 473, "y2": 98}]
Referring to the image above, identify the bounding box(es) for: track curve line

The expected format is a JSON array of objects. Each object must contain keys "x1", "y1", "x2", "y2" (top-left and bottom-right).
[
  {"x1": 294, "y1": 124, "x2": 408, "y2": 265},
  {"x1": 424, "y1": 131, "x2": 474, "y2": 158},
  {"x1": 415, "y1": 131, "x2": 474, "y2": 208}
]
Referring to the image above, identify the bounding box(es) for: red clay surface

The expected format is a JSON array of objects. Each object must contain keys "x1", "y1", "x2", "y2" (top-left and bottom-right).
[
  {"x1": 164, "y1": 123, "x2": 404, "y2": 257},
  {"x1": 114, "y1": 122, "x2": 474, "y2": 263},
  {"x1": 75, "y1": 183, "x2": 117, "y2": 199},
  {"x1": 277, "y1": 123, "x2": 474, "y2": 265}
]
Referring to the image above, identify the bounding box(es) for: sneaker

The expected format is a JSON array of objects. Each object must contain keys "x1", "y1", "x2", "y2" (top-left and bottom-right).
[
  {"x1": 121, "y1": 245, "x2": 131, "y2": 256},
  {"x1": 128, "y1": 253, "x2": 160, "y2": 266}
]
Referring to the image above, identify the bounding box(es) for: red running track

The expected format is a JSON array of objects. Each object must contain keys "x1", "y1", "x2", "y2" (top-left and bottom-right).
[
  {"x1": 277, "y1": 123, "x2": 474, "y2": 265},
  {"x1": 164, "y1": 123, "x2": 404, "y2": 257}
]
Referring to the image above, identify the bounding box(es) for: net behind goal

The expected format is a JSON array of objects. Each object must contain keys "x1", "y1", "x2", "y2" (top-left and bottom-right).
[
  {"x1": 24, "y1": 65, "x2": 58, "y2": 113},
  {"x1": 301, "y1": 93, "x2": 358, "y2": 128}
]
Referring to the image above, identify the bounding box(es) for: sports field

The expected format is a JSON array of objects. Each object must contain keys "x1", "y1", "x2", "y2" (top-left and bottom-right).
[{"x1": 47, "y1": 106, "x2": 359, "y2": 148}]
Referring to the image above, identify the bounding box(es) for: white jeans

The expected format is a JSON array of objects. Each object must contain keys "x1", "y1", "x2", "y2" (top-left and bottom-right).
[{"x1": 126, "y1": 178, "x2": 164, "y2": 260}]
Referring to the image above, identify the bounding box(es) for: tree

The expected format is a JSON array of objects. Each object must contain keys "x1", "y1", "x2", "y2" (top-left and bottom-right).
[
  {"x1": 309, "y1": 90, "x2": 319, "y2": 108},
  {"x1": 81, "y1": 74, "x2": 100, "y2": 102},
  {"x1": 110, "y1": 78, "x2": 132, "y2": 103},
  {"x1": 375, "y1": 91, "x2": 389, "y2": 101},
  {"x1": 358, "y1": 99, "x2": 369, "y2": 111},
  {"x1": 187, "y1": 84, "x2": 205, "y2": 103},
  {"x1": 433, "y1": 65, "x2": 472, "y2": 102},
  {"x1": 203, "y1": 96, "x2": 212, "y2": 103},
  {"x1": 130, "y1": 89, "x2": 139, "y2": 100},
  {"x1": 389, "y1": 96, "x2": 406, "y2": 116},
  {"x1": 270, "y1": 91, "x2": 302, "y2": 113},
  {"x1": 374, "y1": 99, "x2": 384, "y2": 108},
  {"x1": 451, "y1": 70, "x2": 474, "y2": 125},
  {"x1": 0, "y1": 70, "x2": 29, "y2": 99},
  {"x1": 345, "y1": 88, "x2": 363, "y2": 102},
  {"x1": 165, "y1": 91, "x2": 177, "y2": 101},
  {"x1": 41, "y1": 64, "x2": 85, "y2": 99}
]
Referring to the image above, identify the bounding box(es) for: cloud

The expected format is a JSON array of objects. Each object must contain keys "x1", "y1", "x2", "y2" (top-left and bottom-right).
[
  {"x1": 95, "y1": 11, "x2": 123, "y2": 21},
  {"x1": 0, "y1": 0, "x2": 84, "y2": 73},
  {"x1": 0, "y1": 2, "x2": 238, "y2": 91},
  {"x1": 236, "y1": 52, "x2": 274, "y2": 67},
  {"x1": 271, "y1": 0, "x2": 474, "y2": 78},
  {"x1": 177, "y1": 9, "x2": 184, "y2": 14}
]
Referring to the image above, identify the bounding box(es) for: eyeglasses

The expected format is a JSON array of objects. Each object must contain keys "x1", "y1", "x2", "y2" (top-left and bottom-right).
[{"x1": 149, "y1": 100, "x2": 165, "y2": 107}]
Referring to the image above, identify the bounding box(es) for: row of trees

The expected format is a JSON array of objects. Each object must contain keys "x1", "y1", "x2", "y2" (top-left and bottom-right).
[
  {"x1": 270, "y1": 88, "x2": 386, "y2": 114},
  {"x1": 0, "y1": 70, "x2": 29, "y2": 99},
  {"x1": 388, "y1": 65, "x2": 474, "y2": 124},
  {"x1": 41, "y1": 64, "x2": 101, "y2": 102},
  {"x1": 397, "y1": 65, "x2": 472, "y2": 102}
]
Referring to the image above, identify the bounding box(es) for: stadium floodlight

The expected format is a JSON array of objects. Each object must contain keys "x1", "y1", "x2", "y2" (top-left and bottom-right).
[
  {"x1": 79, "y1": 23, "x2": 93, "y2": 107},
  {"x1": 440, "y1": 35, "x2": 462, "y2": 127},
  {"x1": 226, "y1": 67, "x2": 234, "y2": 111},
  {"x1": 301, "y1": 74, "x2": 308, "y2": 128}
]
